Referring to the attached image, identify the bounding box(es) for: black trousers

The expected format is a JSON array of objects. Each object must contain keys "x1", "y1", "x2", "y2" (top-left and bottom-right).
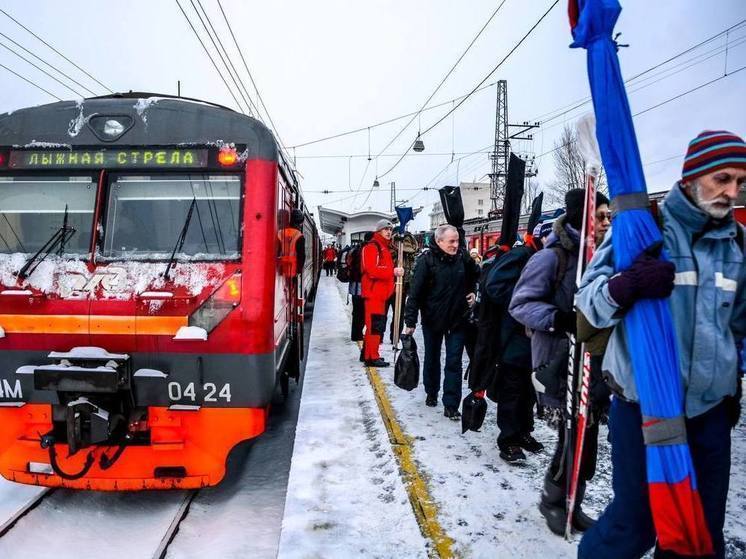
[
  {"x1": 496, "y1": 364, "x2": 535, "y2": 448},
  {"x1": 386, "y1": 287, "x2": 407, "y2": 344},
  {"x1": 351, "y1": 294, "x2": 365, "y2": 342}
]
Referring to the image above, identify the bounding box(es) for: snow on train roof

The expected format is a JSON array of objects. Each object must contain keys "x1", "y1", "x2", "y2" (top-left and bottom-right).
[{"x1": 0, "y1": 94, "x2": 278, "y2": 161}]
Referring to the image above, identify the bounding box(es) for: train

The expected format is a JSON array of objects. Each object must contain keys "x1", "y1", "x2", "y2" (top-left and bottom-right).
[{"x1": 0, "y1": 93, "x2": 321, "y2": 490}]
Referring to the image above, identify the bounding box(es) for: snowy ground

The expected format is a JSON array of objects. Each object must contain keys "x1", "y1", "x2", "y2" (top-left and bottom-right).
[{"x1": 278, "y1": 278, "x2": 428, "y2": 558}]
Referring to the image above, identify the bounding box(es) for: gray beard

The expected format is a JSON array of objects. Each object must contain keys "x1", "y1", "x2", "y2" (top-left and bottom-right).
[{"x1": 690, "y1": 180, "x2": 733, "y2": 219}]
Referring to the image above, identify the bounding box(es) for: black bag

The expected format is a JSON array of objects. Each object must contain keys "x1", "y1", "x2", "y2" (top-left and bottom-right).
[
  {"x1": 348, "y1": 244, "x2": 364, "y2": 283},
  {"x1": 438, "y1": 185, "x2": 464, "y2": 228},
  {"x1": 394, "y1": 334, "x2": 420, "y2": 391},
  {"x1": 336, "y1": 246, "x2": 352, "y2": 283},
  {"x1": 461, "y1": 392, "x2": 487, "y2": 434}
]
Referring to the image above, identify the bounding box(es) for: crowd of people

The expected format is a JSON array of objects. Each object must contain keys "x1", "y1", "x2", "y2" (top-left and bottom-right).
[{"x1": 328, "y1": 132, "x2": 746, "y2": 558}]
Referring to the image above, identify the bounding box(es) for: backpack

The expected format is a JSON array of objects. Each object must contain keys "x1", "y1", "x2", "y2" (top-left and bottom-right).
[
  {"x1": 348, "y1": 244, "x2": 365, "y2": 283},
  {"x1": 336, "y1": 246, "x2": 352, "y2": 283}
]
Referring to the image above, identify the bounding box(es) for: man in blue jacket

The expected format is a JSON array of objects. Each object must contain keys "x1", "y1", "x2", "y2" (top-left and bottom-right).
[{"x1": 576, "y1": 131, "x2": 746, "y2": 559}]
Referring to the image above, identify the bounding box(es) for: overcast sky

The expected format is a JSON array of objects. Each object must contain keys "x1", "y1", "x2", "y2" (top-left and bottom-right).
[{"x1": 1, "y1": 0, "x2": 745, "y2": 232}]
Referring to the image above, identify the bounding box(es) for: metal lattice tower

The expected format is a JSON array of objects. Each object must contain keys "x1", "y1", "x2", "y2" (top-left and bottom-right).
[{"x1": 489, "y1": 80, "x2": 509, "y2": 214}]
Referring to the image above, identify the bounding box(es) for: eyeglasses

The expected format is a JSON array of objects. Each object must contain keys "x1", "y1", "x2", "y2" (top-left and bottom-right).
[{"x1": 595, "y1": 211, "x2": 612, "y2": 222}]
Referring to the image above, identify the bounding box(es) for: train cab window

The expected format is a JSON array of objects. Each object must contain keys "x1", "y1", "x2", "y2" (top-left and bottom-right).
[
  {"x1": 0, "y1": 175, "x2": 95, "y2": 255},
  {"x1": 101, "y1": 174, "x2": 241, "y2": 260}
]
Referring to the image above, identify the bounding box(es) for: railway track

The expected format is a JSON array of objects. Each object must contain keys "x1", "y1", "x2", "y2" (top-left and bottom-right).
[
  {"x1": 0, "y1": 487, "x2": 54, "y2": 538},
  {"x1": 152, "y1": 490, "x2": 199, "y2": 559},
  {"x1": 0, "y1": 487, "x2": 201, "y2": 559}
]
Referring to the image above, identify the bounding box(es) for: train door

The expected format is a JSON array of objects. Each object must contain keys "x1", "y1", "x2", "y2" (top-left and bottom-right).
[{"x1": 275, "y1": 177, "x2": 294, "y2": 371}]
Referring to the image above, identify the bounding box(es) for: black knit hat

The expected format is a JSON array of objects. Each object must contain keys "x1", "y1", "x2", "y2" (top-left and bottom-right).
[
  {"x1": 596, "y1": 191, "x2": 609, "y2": 208},
  {"x1": 564, "y1": 188, "x2": 585, "y2": 229}
]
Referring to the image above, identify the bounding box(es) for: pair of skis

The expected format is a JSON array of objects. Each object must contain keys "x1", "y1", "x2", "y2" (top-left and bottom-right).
[{"x1": 563, "y1": 171, "x2": 598, "y2": 539}]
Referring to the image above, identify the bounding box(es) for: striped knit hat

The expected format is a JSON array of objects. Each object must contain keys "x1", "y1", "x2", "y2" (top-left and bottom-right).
[{"x1": 682, "y1": 130, "x2": 746, "y2": 181}]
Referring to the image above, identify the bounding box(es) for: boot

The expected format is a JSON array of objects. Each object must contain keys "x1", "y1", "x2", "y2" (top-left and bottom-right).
[
  {"x1": 539, "y1": 472, "x2": 596, "y2": 536},
  {"x1": 539, "y1": 471, "x2": 567, "y2": 536},
  {"x1": 571, "y1": 482, "x2": 595, "y2": 532}
]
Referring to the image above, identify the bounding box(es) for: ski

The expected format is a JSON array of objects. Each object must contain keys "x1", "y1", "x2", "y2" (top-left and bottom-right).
[{"x1": 564, "y1": 172, "x2": 598, "y2": 539}]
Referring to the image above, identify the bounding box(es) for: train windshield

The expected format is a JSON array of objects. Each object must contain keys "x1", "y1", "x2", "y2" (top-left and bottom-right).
[
  {"x1": 0, "y1": 175, "x2": 96, "y2": 255},
  {"x1": 102, "y1": 174, "x2": 241, "y2": 260}
]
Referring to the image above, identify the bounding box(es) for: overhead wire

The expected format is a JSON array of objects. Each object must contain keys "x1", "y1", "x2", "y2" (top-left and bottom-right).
[
  {"x1": 291, "y1": 19, "x2": 746, "y2": 151},
  {"x1": 0, "y1": 8, "x2": 112, "y2": 93},
  {"x1": 192, "y1": 0, "x2": 260, "y2": 117},
  {"x1": 0, "y1": 40, "x2": 84, "y2": 98},
  {"x1": 535, "y1": 32, "x2": 746, "y2": 134},
  {"x1": 0, "y1": 31, "x2": 97, "y2": 96},
  {"x1": 187, "y1": 0, "x2": 254, "y2": 115},
  {"x1": 216, "y1": 0, "x2": 292, "y2": 166},
  {"x1": 534, "y1": 63, "x2": 746, "y2": 162},
  {"x1": 374, "y1": 0, "x2": 560, "y2": 183},
  {"x1": 371, "y1": 0, "x2": 509, "y2": 162},
  {"x1": 174, "y1": 0, "x2": 245, "y2": 112},
  {"x1": 0, "y1": 62, "x2": 61, "y2": 100},
  {"x1": 295, "y1": 150, "x2": 492, "y2": 160}
]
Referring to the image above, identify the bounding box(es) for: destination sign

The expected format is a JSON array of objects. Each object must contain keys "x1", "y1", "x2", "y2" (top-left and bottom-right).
[{"x1": 8, "y1": 149, "x2": 209, "y2": 169}]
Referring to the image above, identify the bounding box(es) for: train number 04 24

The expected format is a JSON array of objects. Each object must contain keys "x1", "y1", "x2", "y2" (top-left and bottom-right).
[{"x1": 167, "y1": 382, "x2": 232, "y2": 403}]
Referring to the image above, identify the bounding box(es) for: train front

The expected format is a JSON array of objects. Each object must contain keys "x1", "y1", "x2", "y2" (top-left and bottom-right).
[{"x1": 0, "y1": 95, "x2": 281, "y2": 489}]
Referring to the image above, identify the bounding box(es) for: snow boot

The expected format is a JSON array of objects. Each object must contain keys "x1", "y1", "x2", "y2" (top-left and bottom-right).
[
  {"x1": 425, "y1": 395, "x2": 437, "y2": 407},
  {"x1": 539, "y1": 472, "x2": 595, "y2": 535},
  {"x1": 365, "y1": 358, "x2": 390, "y2": 368},
  {"x1": 517, "y1": 434, "x2": 544, "y2": 454},
  {"x1": 499, "y1": 445, "x2": 526, "y2": 463},
  {"x1": 570, "y1": 482, "x2": 595, "y2": 532},
  {"x1": 443, "y1": 406, "x2": 461, "y2": 420},
  {"x1": 539, "y1": 471, "x2": 567, "y2": 536}
]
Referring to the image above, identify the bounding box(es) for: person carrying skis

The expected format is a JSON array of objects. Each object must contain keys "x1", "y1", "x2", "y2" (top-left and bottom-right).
[
  {"x1": 576, "y1": 133, "x2": 746, "y2": 559},
  {"x1": 509, "y1": 188, "x2": 610, "y2": 534},
  {"x1": 481, "y1": 229, "x2": 544, "y2": 463},
  {"x1": 362, "y1": 220, "x2": 403, "y2": 368}
]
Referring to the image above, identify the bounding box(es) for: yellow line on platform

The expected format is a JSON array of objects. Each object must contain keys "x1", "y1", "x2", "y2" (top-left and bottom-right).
[{"x1": 364, "y1": 360, "x2": 456, "y2": 559}]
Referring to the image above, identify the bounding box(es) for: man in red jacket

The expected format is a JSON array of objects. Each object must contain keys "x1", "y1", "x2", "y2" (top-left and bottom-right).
[{"x1": 362, "y1": 219, "x2": 404, "y2": 367}]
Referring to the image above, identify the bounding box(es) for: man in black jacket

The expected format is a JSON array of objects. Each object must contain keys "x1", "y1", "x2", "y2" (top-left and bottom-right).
[
  {"x1": 403, "y1": 225, "x2": 480, "y2": 419},
  {"x1": 482, "y1": 236, "x2": 544, "y2": 462}
]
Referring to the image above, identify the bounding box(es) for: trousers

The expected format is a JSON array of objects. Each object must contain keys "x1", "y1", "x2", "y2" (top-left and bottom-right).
[
  {"x1": 422, "y1": 326, "x2": 465, "y2": 408},
  {"x1": 496, "y1": 364, "x2": 535, "y2": 448},
  {"x1": 363, "y1": 297, "x2": 387, "y2": 361},
  {"x1": 578, "y1": 398, "x2": 731, "y2": 559},
  {"x1": 351, "y1": 294, "x2": 365, "y2": 342}
]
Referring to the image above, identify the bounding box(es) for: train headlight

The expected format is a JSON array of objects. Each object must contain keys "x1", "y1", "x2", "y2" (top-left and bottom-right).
[
  {"x1": 189, "y1": 272, "x2": 242, "y2": 333},
  {"x1": 104, "y1": 119, "x2": 125, "y2": 137}
]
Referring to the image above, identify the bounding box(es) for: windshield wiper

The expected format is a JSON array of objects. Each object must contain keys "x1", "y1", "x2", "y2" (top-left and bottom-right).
[
  {"x1": 162, "y1": 197, "x2": 197, "y2": 281},
  {"x1": 18, "y1": 204, "x2": 76, "y2": 280}
]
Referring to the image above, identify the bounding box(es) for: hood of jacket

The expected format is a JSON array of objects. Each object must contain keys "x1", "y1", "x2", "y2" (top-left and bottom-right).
[{"x1": 544, "y1": 214, "x2": 580, "y2": 253}]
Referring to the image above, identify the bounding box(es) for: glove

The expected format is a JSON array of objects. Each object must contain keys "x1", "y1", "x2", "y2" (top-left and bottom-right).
[
  {"x1": 552, "y1": 310, "x2": 577, "y2": 335},
  {"x1": 607, "y1": 250, "x2": 675, "y2": 308}
]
